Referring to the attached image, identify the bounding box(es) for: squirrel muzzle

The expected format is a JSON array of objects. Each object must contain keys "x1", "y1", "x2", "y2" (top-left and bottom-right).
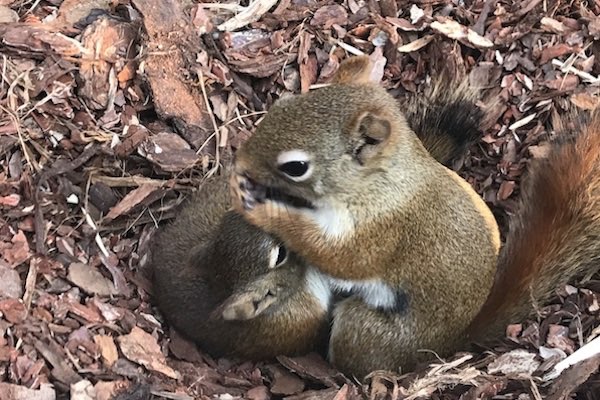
[{"x1": 231, "y1": 167, "x2": 316, "y2": 213}]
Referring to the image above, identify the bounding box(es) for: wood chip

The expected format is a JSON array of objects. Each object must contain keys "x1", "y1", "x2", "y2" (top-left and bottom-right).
[
  {"x1": 277, "y1": 354, "x2": 341, "y2": 388},
  {"x1": 104, "y1": 184, "x2": 160, "y2": 221},
  {"x1": 397, "y1": 35, "x2": 434, "y2": 53},
  {"x1": 217, "y1": 0, "x2": 278, "y2": 31},
  {"x1": 53, "y1": 0, "x2": 112, "y2": 29},
  {"x1": 0, "y1": 264, "x2": 23, "y2": 299},
  {"x1": 540, "y1": 17, "x2": 568, "y2": 34},
  {"x1": 94, "y1": 381, "x2": 129, "y2": 400},
  {"x1": 117, "y1": 327, "x2": 180, "y2": 379},
  {"x1": 0, "y1": 194, "x2": 20, "y2": 206},
  {"x1": 268, "y1": 365, "x2": 305, "y2": 395},
  {"x1": 487, "y1": 350, "x2": 540, "y2": 378},
  {"x1": 3, "y1": 230, "x2": 31, "y2": 267},
  {"x1": 310, "y1": 5, "x2": 348, "y2": 29},
  {"x1": 70, "y1": 380, "x2": 96, "y2": 400},
  {"x1": 34, "y1": 339, "x2": 81, "y2": 385},
  {"x1": 430, "y1": 17, "x2": 493, "y2": 48},
  {"x1": 546, "y1": 355, "x2": 600, "y2": 400},
  {"x1": 132, "y1": 0, "x2": 211, "y2": 133},
  {"x1": 0, "y1": 382, "x2": 56, "y2": 400},
  {"x1": 138, "y1": 132, "x2": 199, "y2": 173},
  {"x1": 508, "y1": 113, "x2": 536, "y2": 131},
  {"x1": 94, "y1": 335, "x2": 119, "y2": 367},
  {"x1": 0, "y1": 5, "x2": 18, "y2": 23},
  {"x1": 68, "y1": 263, "x2": 117, "y2": 296},
  {"x1": 0, "y1": 299, "x2": 27, "y2": 323}
]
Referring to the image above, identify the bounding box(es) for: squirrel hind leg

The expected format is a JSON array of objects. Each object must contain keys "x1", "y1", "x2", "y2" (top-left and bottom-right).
[{"x1": 329, "y1": 297, "x2": 464, "y2": 379}]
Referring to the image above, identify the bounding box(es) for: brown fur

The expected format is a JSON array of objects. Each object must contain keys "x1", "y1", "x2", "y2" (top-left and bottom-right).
[
  {"x1": 333, "y1": 56, "x2": 485, "y2": 167},
  {"x1": 150, "y1": 67, "x2": 486, "y2": 365},
  {"x1": 468, "y1": 110, "x2": 600, "y2": 339},
  {"x1": 231, "y1": 56, "x2": 501, "y2": 377},
  {"x1": 151, "y1": 177, "x2": 330, "y2": 360}
]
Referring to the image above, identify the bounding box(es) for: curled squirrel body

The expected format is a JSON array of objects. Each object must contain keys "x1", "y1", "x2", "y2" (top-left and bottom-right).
[
  {"x1": 151, "y1": 177, "x2": 331, "y2": 360},
  {"x1": 231, "y1": 56, "x2": 600, "y2": 377}
]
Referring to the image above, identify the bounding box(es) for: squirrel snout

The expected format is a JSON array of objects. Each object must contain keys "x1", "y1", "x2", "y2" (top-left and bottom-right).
[{"x1": 231, "y1": 171, "x2": 266, "y2": 211}]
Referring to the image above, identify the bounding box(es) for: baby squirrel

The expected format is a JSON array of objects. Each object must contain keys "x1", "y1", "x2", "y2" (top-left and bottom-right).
[
  {"x1": 151, "y1": 177, "x2": 331, "y2": 360},
  {"x1": 150, "y1": 71, "x2": 484, "y2": 361},
  {"x1": 231, "y1": 55, "x2": 600, "y2": 378}
]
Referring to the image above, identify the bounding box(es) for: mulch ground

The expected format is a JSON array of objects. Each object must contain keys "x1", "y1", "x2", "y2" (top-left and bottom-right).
[{"x1": 1, "y1": 0, "x2": 600, "y2": 399}]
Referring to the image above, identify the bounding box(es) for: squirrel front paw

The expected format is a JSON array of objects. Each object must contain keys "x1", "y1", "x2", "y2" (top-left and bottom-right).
[
  {"x1": 230, "y1": 171, "x2": 266, "y2": 211},
  {"x1": 229, "y1": 171, "x2": 274, "y2": 231}
]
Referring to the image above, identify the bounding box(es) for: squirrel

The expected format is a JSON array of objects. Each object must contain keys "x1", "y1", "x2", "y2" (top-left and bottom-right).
[
  {"x1": 230, "y1": 55, "x2": 600, "y2": 378},
  {"x1": 151, "y1": 177, "x2": 332, "y2": 360},
  {"x1": 150, "y1": 69, "x2": 485, "y2": 362}
]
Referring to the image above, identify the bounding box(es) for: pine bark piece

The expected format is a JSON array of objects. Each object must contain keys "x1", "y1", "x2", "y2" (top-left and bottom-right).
[
  {"x1": 79, "y1": 16, "x2": 138, "y2": 110},
  {"x1": 117, "y1": 327, "x2": 180, "y2": 379},
  {"x1": 131, "y1": 0, "x2": 212, "y2": 147}
]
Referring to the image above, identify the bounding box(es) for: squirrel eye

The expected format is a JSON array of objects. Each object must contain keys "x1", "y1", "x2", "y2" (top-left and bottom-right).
[
  {"x1": 279, "y1": 161, "x2": 310, "y2": 178},
  {"x1": 275, "y1": 245, "x2": 288, "y2": 266},
  {"x1": 269, "y1": 244, "x2": 288, "y2": 269},
  {"x1": 276, "y1": 150, "x2": 313, "y2": 181}
]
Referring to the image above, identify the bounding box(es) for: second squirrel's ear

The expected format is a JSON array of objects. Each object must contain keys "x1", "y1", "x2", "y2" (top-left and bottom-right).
[
  {"x1": 214, "y1": 288, "x2": 279, "y2": 321},
  {"x1": 332, "y1": 56, "x2": 375, "y2": 85},
  {"x1": 349, "y1": 111, "x2": 392, "y2": 165}
]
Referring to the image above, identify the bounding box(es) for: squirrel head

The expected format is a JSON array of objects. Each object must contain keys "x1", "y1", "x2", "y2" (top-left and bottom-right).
[
  {"x1": 196, "y1": 211, "x2": 308, "y2": 321},
  {"x1": 230, "y1": 56, "x2": 427, "y2": 242}
]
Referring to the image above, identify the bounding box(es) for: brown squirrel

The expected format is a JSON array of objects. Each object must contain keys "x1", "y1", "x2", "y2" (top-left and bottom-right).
[
  {"x1": 150, "y1": 71, "x2": 486, "y2": 361},
  {"x1": 151, "y1": 177, "x2": 331, "y2": 359},
  {"x1": 230, "y1": 55, "x2": 600, "y2": 378}
]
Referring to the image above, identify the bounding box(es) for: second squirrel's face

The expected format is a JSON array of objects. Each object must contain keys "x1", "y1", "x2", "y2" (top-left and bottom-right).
[{"x1": 210, "y1": 212, "x2": 320, "y2": 320}]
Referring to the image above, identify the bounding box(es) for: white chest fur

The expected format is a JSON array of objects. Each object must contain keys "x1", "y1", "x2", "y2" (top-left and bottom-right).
[
  {"x1": 301, "y1": 204, "x2": 355, "y2": 241},
  {"x1": 328, "y1": 276, "x2": 398, "y2": 310},
  {"x1": 304, "y1": 267, "x2": 333, "y2": 311}
]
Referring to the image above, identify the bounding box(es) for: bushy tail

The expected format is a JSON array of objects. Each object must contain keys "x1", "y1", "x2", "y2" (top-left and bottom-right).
[
  {"x1": 403, "y1": 78, "x2": 489, "y2": 166},
  {"x1": 468, "y1": 110, "x2": 600, "y2": 340}
]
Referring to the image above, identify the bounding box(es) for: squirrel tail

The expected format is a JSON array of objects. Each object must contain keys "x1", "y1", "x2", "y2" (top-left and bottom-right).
[
  {"x1": 468, "y1": 110, "x2": 600, "y2": 340},
  {"x1": 403, "y1": 78, "x2": 492, "y2": 166}
]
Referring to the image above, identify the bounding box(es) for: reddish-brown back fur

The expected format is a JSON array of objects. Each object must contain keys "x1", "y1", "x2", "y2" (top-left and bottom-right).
[{"x1": 469, "y1": 111, "x2": 600, "y2": 339}]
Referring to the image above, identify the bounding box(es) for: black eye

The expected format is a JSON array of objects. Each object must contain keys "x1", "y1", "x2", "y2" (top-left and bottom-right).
[
  {"x1": 279, "y1": 161, "x2": 309, "y2": 178},
  {"x1": 275, "y1": 245, "x2": 288, "y2": 266}
]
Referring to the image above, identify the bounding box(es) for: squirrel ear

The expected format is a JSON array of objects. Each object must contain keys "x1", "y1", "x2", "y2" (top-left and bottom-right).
[
  {"x1": 351, "y1": 111, "x2": 392, "y2": 165},
  {"x1": 215, "y1": 288, "x2": 278, "y2": 321},
  {"x1": 332, "y1": 56, "x2": 375, "y2": 85}
]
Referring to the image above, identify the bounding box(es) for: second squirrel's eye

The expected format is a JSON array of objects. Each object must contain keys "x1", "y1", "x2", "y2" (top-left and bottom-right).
[
  {"x1": 275, "y1": 245, "x2": 288, "y2": 266},
  {"x1": 277, "y1": 150, "x2": 313, "y2": 181},
  {"x1": 269, "y1": 245, "x2": 288, "y2": 269}
]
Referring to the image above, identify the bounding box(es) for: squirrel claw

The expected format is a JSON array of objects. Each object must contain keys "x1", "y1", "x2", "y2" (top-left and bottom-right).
[{"x1": 232, "y1": 171, "x2": 267, "y2": 212}]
